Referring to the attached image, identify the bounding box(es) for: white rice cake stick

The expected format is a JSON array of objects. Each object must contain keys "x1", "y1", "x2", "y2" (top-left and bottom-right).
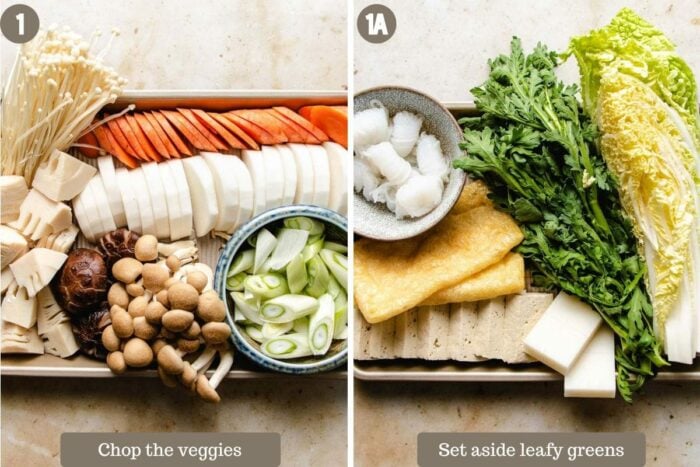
[
  {"x1": 416, "y1": 305, "x2": 450, "y2": 360},
  {"x1": 524, "y1": 292, "x2": 602, "y2": 375},
  {"x1": 564, "y1": 326, "x2": 616, "y2": 398},
  {"x1": 393, "y1": 308, "x2": 420, "y2": 359},
  {"x1": 354, "y1": 307, "x2": 372, "y2": 360},
  {"x1": 447, "y1": 301, "x2": 483, "y2": 361},
  {"x1": 500, "y1": 293, "x2": 554, "y2": 364},
  {"x1": 367, "y1": 317, "x2": 396, "y2": 359}
]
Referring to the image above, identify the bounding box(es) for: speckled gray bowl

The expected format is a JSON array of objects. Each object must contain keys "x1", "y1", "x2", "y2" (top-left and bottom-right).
[{"x1": 354, "y1": 86, "x2": 466, "y2": 241}]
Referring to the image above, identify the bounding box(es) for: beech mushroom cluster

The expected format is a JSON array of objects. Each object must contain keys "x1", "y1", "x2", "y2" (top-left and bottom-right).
[{"x1": 101, "y1": 234, "x2": 233, "y2": 402}]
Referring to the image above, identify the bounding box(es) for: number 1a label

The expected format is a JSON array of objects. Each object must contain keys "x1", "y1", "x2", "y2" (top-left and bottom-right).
[
  {"x1": 357, "y1": 4, "x2": 396, "y2": 44},
  {"x1": 365, "y1": 12, "x2": 388, "y2": 36}
]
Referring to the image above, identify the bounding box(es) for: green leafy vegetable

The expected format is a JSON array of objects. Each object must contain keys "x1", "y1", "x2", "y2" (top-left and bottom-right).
[{"x1": 454, "y1": 37, "x2": 667, "y2": 401}]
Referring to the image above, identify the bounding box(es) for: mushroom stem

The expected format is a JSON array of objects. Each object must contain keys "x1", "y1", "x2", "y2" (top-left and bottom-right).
[
  {"x1": 209, "y1": 349, "x2": 234, "y2": 389},
  {"x1": 191, "y1": 345, "x2": 216, "y2": 374}
]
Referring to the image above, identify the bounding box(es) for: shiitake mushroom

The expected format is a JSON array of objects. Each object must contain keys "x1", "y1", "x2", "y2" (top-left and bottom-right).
[
  {"x1": 98, "y1": 228, "x2": 140, "y2": 270},
  {"x1": 72, "y1": 306, "x2": 112, "y2": 360},
  {"x1": 54, "y1": 248, "x2": 108, "y2": 315}
]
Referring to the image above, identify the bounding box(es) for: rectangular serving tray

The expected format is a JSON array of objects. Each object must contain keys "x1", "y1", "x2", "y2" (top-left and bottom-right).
[
  {"x1": 353, "y1": 101, "x2": 700, "y2": 383},
  {"x1": 1, "y1": 90, "x2": 347, "y2": 380}
]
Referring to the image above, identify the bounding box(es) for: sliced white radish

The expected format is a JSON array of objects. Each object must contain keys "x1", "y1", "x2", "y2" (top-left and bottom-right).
[
  {"x1": 130, "y1": 167, "x2": 156, "y2": 236},
  {"x1": 81, "y1": 180, "x2": 103, "y2": 242},
  {"x1": 275, "y1": 145, "x2": 298, "y2": 206},
  {"x1": 116, "y1": 168, "x2": 142, "y2": 234},
  {"x1": 97, "y1": 156, "x2": 127, "y2": 227},
  {"x1": 288, "y1": 143, "x2": 315, "y2": 204},
  {"x1": 157, "y1": 162, "x2": 183, "y2": 241},
  {"x1": 141, "y1": 162, "x2": 170, "y2": 240},
  {"x1": 181, "y1": 156, "x2": 218, "y2": 237},
  {"x1": 202, "y1": 152, "x2": 241, "y2": 234},
  {"x1": 261, "y1": 146, "x2": 284, "y2": 209},
  {"x1": 166, "y1": 160, "x2": 193, "y2": 239},
  {"x1": 90, "y1": 175, "x2": 117, "y2": 239},
  {"x1": 242, "y1": 149, "x2": 267, "y2": 218},
  {"x1": 323, "y1": 141, "x2": 348, "y2": 214},
  {"x1": 306, "y1": 144, "x2": 330, "y2": 208},
  {"x1": 229, "y1": 156, "x2": 254, "y2": 228},
  {"x1": 71, "y1": 189, "x2": 95, "y2": 243}
]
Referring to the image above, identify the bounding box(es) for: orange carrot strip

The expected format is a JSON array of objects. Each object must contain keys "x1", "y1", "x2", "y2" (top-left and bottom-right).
[
  {"x1": 77, "y1": 131, "x2": 100, "y2": 158},
  {"x1": 93, "y1": 125, "x2": 115, "y2": 154},
  {"x1": 162, "y1": 110, "x2": 215, "y2": 151},
  {"x1": 268, "y1": 108, "x2": 320, "y2": 144},
  {"x1": 191, "y1": 109, "x2": 246, "y2": 149},
  {"x1": 177, "y1": 108, "x2": 227, "y2": 151},
  {"x1": 144, "y1": 112, "x2": 178, "y2": 157},
  {"x1": 106, "y1": 115, "x2": 137, "y2": 156},
  {"x1": 262, "y1": 109, "x2": 307, "y2": 143},
  {"x1": 153, "y1": 111, "x2": 192, "y2": 156},
  {"x1": 126, "y1": 114, "x2": 160, "y2": 161},
  {"x1": 298, "y1": 105, "x2": 347, "y2": 148},
  {"x1": 135, "y1": 112, "x2": 170, "y2": 159},
  {"x1": 275, "y1": 106, "x2": 329, "y2": 142},
  {"x1": 223, "y1": 113, "x2": 277, "y2": 145},
  {"x1": 116, "y1": 116, "x2": 148, "y2": 161},
  {"x1": 103, "y1": 125, "x2": 139, "y2": 168},
  {"x1": 208, "y1": 112, "x2": 259, "y2": 150},
  {"x1": 232, "y1": 109, "x2": 288, "y2": 143}
]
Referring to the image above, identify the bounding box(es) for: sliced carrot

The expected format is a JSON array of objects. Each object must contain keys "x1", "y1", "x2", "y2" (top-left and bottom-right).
[
  {"x1": 103, "y1": 126, "x2": 139, "y2": 168},
  {"x1": 264, "y1": 108, "x2": 306, "y2": 143},
  {"x1": 268, "y1": 108, "x2": 320, "y2": 144},
  {"x1": 297, "y1": 105, "x2": 347, "y2": 148},
  {"x1": 135, "y1": 113, "x2": 170, "y2": 159},
  {"x1": 162, "y1": 110, "x2": 215, "y2": 152},
  {"x1": 126, "y1": 114, "x2": 160, "y2": 161},
  {"x1": 177, "y1": 108, "x2": 227, "y2": 151},
  {"x1": 275, "y1": 106, "x2": 329, "y2": 142},
  {"x1": 92, "y1": 124, "x2": 115, "y2": 154},
  {"x1": 144, "y1": 112, "x2": 178, "y2": 158},
  {"x1": 333, "y1": 106, "x2": 348, "y2": 115},
  {"x1": 232, "y1": 109, "x2": 288, "y2": 143},
  {"x1": 76, "y1": 131, "x2": 100, "y2": 158},
  {"x1": 208, "y1": 112, "x2": 259, "y2": 150},
  {"x1": 153, "y1": 111, "x2": 192, "y2": 156},
  {"x1": 106, "y1": 115, "x2": 137, "y2": 157},
  {"x1": 191, "y1": 109, "x2": 246, "y2": 149},
  {"x1": 223, "y1": 113, "x2": 277, "y2": 145},
  {"x1": 116, "y1": 116, "x2": 148, "y2": 161}
]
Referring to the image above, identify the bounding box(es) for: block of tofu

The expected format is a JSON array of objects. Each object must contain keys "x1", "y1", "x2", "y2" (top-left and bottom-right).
[
  {"x1": 32, "y1": 149, "x2": 97, "y2": 201},
  {"x1": 523, "y1": 292, "x2": 602, "y2": 374},
  {"x1": 354, "y1": 307, "x2": 373, "y2": 360},
  {"x1": 447, "y1": 301, "x2": 483, "y2": 361},
  {"x1": 9, "y1": 248, "x2": 67, "y2": 297},
  {"x1": 416, "y1": 305, "x2": 450, "y2": 360},
  {"x1": 43, "y1": 321, "x2": 80, "y2": 358},
  {"x1": 1, "y1": 283, "x2": 37, "y2": 328},
  {"x1": 367, "y1": 316, "x2": 396, "y2": 359},
  {"x1": 393, "y1": 308, "x2": 421, "y2": 359},
  {"x1": 500, "y1": 293, "x2": 554, "y2": 364},
  {"x1": 0, "y1": 225, "x2": 28, "y2": 266},
  {"x1": 9, "y1": 189, "x2": 72, "y2": 241},
  {"x1": 564, "y1": 326, "x2": 616, "y2": 398},
  {"x1": 0, "y1": 176, "x2": 28, "y2": 223},
  {"x1": 1, "y1": 322, "x2": 44, "y2": 354}
]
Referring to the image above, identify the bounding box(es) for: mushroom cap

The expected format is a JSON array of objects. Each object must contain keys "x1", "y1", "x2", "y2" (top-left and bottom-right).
[
  {"x1": 158, "y1": 365, "x2": 179, "y2": 388},
  {"x1": 201, "y1": 322, "x2": 232, "y2": 344},
  {"x1": 186, "y1": 271, "x2": 208, "y2": 293},
  {"x1": 111, "y1": 310, "x2": 134, "y2": 339},
  {"x1": 177, "y1": 338, "x2": 200, "y2": 354},
  {"x1": 197, "y1": 291, "x2": 226, "y2": 322},
  {"x1": 107, "y1": 282, "x2": 130, "y2": 309},
  {"x1": 162, "y1": 309, "x2": 195, "y2": 333},
  {"x1": 134, "y1": 235, "x2": 158, "y2": 262},
  {"x1": 133, "y1": 316, "x2": 159, "y2": 340},
  {"x1": 127, "y1": 295, "x2": 149, "y2": 318},
  {"x1": 98, "y1": 228, "x2": 140, "y2": 270},
  {"x1": 145, "y1": 301, "x2": 167, "y2": 325},
  {"x1": 157, "y1": 345, "x2": 185, "y2": 375},
  {"x1": 181, "y1": 321, "x2": 201, "y2": 340},
  {"x1": 167, "y1": 282, "x2": 199, "y2": 311},
  {"x1": 54, "y1": 249, "x2": 108, "y2": 314},
  {"x1": 106, "y1": 351, "x2": 127, "y2": 374},
  {"x1": 101, "y1": 325, "x2": 121, "y2": 352},
  {"x1": 112, "y1": 257, "x2": 143, "y2": 284},
  {"x1": 179, "y1": 362, "x2": 197, "y2": 387},
  {"x1": 123, "y1": 338, "x2": 153, "y2": 367},
  {"x1": 142, "y1": 263, "x2": 170, "y2": 293},
  {"x1": 195, "y1": 374, "x2": 221, "y2": 403}
]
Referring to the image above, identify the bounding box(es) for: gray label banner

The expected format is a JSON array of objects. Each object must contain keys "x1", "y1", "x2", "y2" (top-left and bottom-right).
[
  {"x1": 418, "y1": 433, "x2": 645, "y2": 466},
  {"x1": 61, "y1": 432, "x2": 280, "y2": 467}
]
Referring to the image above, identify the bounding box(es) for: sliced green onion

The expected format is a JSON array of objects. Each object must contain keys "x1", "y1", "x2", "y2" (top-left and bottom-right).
[
  {"x1": 234, "y1": 309, "x2": 246, "y2": 322},
  {"x1": 245, "y1": 325, "x2": 265, "y2": 343},
  {"x1": 327, "y1": 276, "x2": 342, "y2": 299},
  {"x1": 262, "y1": 321, "x2": 293, "y2": 339},
  {"x1": 286, "y1": 253, "x2": 308, "y2": 294},
  {"x1": 228, "y1": 249, "x2": 254, "y2": 277},
  {"x1": 244, "y1": 273, "x2": 289, "y2": 300},
  {"x1": 226, "y1": 272, "x2": 247, "y2": 291},
  {"x1": 305, "y1": 255, "x2": 330, "y2": 298},
  {"x1": 253, "y1": 228, "x2": 277, "y2": 274},
  {"x1": 323, "y1": 241, "x2": 348, "y2": 254},
  {"x1": 302, "y1": 236, "x2": 325, "y2": 262},
  {"x1": 260, "y1": 333, "x2": 313, "y2": 359},
  {"x1": 334, "y1": 326, "x2": 348, "y2": 340},
  {"x1": 333, "y1": 289, "x2": 348, "y2": 339},
  {"x1": 283, "y1": 217, "x2": 325, "y2": 235},
  {"x1": 308, "y1": 294, "x2": 335, "y2": 355},
  {"x1": 260, "y1": 294, "x2": 318, "y2": 323},
  {"x1": 231, "y1": 291, "x2": 263, "y2": 325},
  {"x1": 319, "y1": 249, "x2": 347, "y2": 291},
  {"x1": 267, "y1": 228, "x2": 309, "y2": 270},
  {"x1": 293, "y1": 317, "x2": 309, "y2": 334}
]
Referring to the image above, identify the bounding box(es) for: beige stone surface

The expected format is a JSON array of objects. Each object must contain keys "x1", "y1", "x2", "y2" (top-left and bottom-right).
[
  {"x1": 354, "y1": 1, "x2": 700, "y2": 466},
  {"x1": 1, "y1": 2, "x2": 347, "y2": 467}
]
